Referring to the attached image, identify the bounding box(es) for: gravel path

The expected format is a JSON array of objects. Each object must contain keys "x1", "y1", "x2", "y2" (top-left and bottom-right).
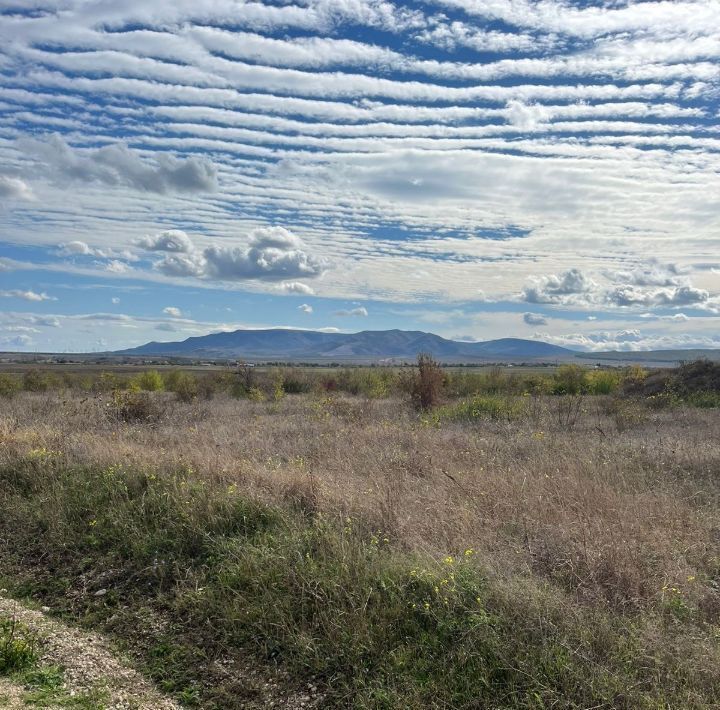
[{"x1": 0, "y1": 595, "x2": 180, "y2": 709}]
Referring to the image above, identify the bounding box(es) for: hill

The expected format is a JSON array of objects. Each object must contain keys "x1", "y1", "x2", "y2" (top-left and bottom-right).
[{"x1": 115, "y1": 328, "x2": 574, "y2": 362}]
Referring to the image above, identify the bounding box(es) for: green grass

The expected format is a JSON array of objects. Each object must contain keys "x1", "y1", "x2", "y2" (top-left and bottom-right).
[
  {"x1": 1, "y1": 617, "x2": 103, "y2": 707},
  {"x1": 435, "y1": 394, "x2": 529, "y2": 422},
  {"x1": 18, "y1": 665, "x2": 109, "y2": 708},
  {"x1": 0, "y1": 455, "x2": 719, "y2": 708}
]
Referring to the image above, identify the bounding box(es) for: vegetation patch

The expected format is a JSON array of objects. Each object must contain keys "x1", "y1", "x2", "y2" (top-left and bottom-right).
[{"x1": 1, "y1": 453, "x2": 719, "y2": 708}]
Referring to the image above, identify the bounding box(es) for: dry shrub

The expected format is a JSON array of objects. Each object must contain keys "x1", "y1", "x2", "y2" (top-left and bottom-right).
[
  {"x1": 402, "y1": 353, "x2": 445, "y2": 410},
  {"x1": 107, "y1": 390, "x2": 166, "y2": 424}
]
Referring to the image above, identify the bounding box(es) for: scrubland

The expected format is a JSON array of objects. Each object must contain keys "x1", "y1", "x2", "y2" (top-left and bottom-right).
[{"x1": 0, "y1": 362, "x2": 719, "y2": 708}]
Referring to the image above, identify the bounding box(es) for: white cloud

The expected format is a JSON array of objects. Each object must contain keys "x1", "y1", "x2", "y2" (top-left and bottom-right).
[
  {"x1": 523, "y1": 312, "x2": 547, "y2": 325},
  {"x1": 334, "y1": 307, "x2": 368, "y2": 317},
  {"x1": 281, "y1": 282, "x2": 315, "y2": 295},
  {"x1": 520, "y1": 266, "x2": 716, "y2": 312},
  {"x1": 522, "y1": 269, "x2": 596, "y2": 304},
  {"x1": 0, "y1": 176, "x2": 34, "y2": 201},
  {"x1": 105, "y1": 260, "x2": 131, "y2": 273},
  {"x1": 144, "y1": 227, "x2": 327, "y2": 283},
  {"x1": 136, "y1": 230, "x2": 193, "y2": 253},
  {"x1": 0, "y1": 289, "x2": 56, "y2": 302},
  {"x1": 163, "y1": 306, "x2": 182, "y2": 318},
  {"x1": 111, "y1": 297, "x2": 121, "y2": 304},
  {"x1": 298, "y1": 303, "x2": 313, "y2": 314}
]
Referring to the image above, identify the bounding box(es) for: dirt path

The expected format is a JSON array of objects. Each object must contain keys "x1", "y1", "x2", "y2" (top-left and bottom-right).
[{"x1": 0, "y1": 595, "x2": 180, "y2": 709}]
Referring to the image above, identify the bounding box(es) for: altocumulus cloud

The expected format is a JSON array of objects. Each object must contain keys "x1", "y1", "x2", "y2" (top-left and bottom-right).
[
  {"x1": 142, "y1": 227, "x2": 327, "y2": 283},
  {"x1": 20, "y1": 135, "x2": 217, "y2": 194}
]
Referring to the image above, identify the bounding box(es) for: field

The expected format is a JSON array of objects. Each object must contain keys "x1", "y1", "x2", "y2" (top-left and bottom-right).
[{"x1": 1, "y1": 362, "x2": 719, "y2": 708}]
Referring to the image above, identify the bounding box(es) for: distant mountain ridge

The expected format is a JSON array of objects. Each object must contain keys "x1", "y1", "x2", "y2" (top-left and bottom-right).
[{"x1": 116, "y1": 328, "x2": 574, "y2": 362}]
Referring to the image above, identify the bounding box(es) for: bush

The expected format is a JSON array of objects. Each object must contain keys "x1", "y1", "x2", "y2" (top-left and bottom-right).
[
  {"x1": 164, "y1": 371, "x2": 199, "y2": 403},
  {"x1": 22, "y1": 370, "x2": 50, "y2": 393},
  {"x1": 686, "y1": 391, "x2": 720, "y2": 408},
  {"x1": 91, "y1": 372, "x2": 123, "y2": 393},
  {"x1": 280, "y1": 369, "x2": 312, "y2": 395},
  {"x1": 108, "y1": 390, "x2": 165, "y2": 423},
  {"x1": 0, "y1": 374, "x2": 20, "y2": 399},
  {"x1": 553, "y1": 365, "x2": 587, "y2": 395},
  {"x1": 586, "y1": 370, "x2": 620, "y2": 395},
  {"x1": 132, "y1": 370, "x2": 164, "y2": 392},
  {"x1": 403, "y1": 353, "x2": 445, "y2": 410}
]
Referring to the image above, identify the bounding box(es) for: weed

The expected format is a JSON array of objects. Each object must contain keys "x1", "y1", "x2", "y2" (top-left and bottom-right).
[{"x1": 0, "y1": 616, "x2": 38, "y2": 674}]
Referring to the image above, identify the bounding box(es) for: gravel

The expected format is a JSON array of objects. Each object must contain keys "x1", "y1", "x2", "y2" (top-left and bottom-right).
[{"x1": 0, "y1": 595, "x2": 180, "y2": 709}]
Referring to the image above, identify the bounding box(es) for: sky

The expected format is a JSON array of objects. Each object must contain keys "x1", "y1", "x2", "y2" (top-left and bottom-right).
[{"x1": 0, "y1": 0, "x2": 719, "y2": 353}]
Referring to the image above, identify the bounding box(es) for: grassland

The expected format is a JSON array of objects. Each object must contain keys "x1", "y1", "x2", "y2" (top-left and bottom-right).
[{"x1": 0, "y1": 363, "x2": 719, "y2": 708}]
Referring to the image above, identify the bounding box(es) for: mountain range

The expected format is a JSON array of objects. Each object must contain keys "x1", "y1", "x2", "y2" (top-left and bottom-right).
[{"x1": 116, "y1": 328, "x2": 574, "y2": 362}]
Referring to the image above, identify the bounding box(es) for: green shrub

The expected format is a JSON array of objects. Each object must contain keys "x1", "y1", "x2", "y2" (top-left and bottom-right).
[
  {"x1": 280, "y1": 369, "x2": 312, "y2": 395},
  {"x1": 132, "y1": 370, "x2": 164, "y2": 392},
  {"x1": 0, "y1": 374, "x2": 20, "y2": 399},
  {"x1": 586, "y1": 370, "x2": 620, "y2": 395},
  {"x1": 553, "y1": 365, "x2": 588, "y2": 395},
  {"x1": 22, "y1": 370, "x2": 49, "y2": 393},
  {"x1": 437, "y1": 394, "x2": 528, "y2": 423},
  {"x1": 685, "y1": 391, "x2": 720, "y2": 408},
  {"x1": 164, "y1": 371, "x2": 199, "y2": 403}
]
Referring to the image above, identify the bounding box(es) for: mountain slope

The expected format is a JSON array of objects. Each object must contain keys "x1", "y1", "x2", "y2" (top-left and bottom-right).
[{"x1": 116, "y1": 328, "x2": 573, "y2": 361}]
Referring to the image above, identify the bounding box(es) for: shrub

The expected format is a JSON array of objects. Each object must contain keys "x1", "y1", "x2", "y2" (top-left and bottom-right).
[
  {"x1": 164, "y1": 371, "x2": 199, "y2": 403},
  {"x1": 686, "y1": 391, "x2": 720, "y2": 409},
  {"x1": 108, "y1": 390, "x2": 165, "y2": 423},
  {"x1": 553, "y1": 364, "x2": 587, "y2": 395},
  {"x1": 0, "y1": 374, "x2": 20, "y2": 399},
  {"x1": 132, "y1": 370, "x2": 164, "y2": 392},
  {"x1": 403, "y1": 353, "x2": 445, "y2": 410},
  {"x1": 92, "y1": 372, "x2": 123, "y2": 393},
  {"x1": 281, "y1": 370, "x2": 311, "y2": 394},
  {"x1": 22, "y1": 370, "x2": 49, "y2": 393},
  {"x1": 586, "y1": 370, "x2": 620, "y2": 395}
]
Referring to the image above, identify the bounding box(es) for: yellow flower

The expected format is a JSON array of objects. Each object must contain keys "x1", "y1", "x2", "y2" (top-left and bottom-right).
[
  {"x1": 443, "y1": 556, "x2": 454, "y2": 566},
  {"x1": 464, "y1": 548, "x2": 474, "y2": 557}
]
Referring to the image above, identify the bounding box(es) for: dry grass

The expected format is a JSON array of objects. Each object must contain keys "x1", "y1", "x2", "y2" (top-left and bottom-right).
[
  {"x1": 2, "y1": 391, "x2": 718, "y2": 610},
  {"x1": 1, "y1": 389, "x2": 719, "y2": 706}
]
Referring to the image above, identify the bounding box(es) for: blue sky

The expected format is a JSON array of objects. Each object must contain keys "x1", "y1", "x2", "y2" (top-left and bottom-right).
[{"x1": 0, "y1": 0, "x2": 719, "y2": 353}]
